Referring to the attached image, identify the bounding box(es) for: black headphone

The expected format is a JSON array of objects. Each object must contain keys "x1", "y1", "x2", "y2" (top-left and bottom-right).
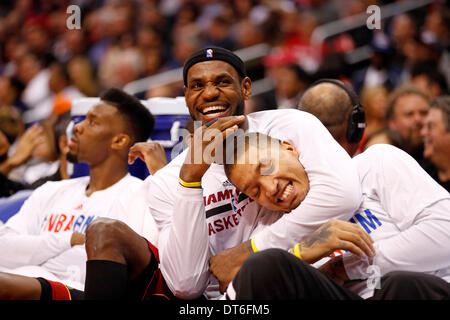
[{"x1": 311, "y1": 78, "x2": 366, "y2": 144}]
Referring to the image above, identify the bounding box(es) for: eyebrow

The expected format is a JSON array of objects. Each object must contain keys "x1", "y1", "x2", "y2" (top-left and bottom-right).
[
  {"x1": 241, "y1": 162, "x2": 262, "y2": 194},
  {"x1": 188, "y1": 72, "x2": 234, "y2": 84}
]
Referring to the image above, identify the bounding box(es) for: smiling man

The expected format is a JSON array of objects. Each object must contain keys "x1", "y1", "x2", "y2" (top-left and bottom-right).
[
  {"x1": 72, "y1": 47, "x2": 361, "y2": 301},
  {"x1": 0, "y1": 88, "x2": 158, "y2": 299},
  {"x1": 222, "y1": 132, "x2": 450, "y2": 300},
  {"x1": 421, "y1": 96, "x2": 450, "y2": 192},
  {"x1": 147, "y1": 47, "x2": 362, "y2": 299}
]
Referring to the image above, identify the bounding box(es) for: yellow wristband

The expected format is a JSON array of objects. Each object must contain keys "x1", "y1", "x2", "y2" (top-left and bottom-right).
[
  {"x1": 293, "y1": 243, "x2": 303, "y2": 260},
  {"x1": 179, "y1": 177, "x2": 202, "y2": 188},
  {"x1": 250, "y1": 238, "x2": 258, "y2": 253}
]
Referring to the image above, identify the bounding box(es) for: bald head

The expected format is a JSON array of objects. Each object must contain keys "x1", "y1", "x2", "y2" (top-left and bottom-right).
[{"x1": 299, "y1": 82, "x2": 353, "y2": 143}]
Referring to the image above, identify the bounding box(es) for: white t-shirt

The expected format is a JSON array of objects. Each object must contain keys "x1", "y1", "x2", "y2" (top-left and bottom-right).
[
  {"x1": 342, "y1": 144, "x2": 450, "y2": 298},
  {"x1": 147, "y1": 109, "x2": 361, "y2": 299},
  {"x1": 0, "y1": 174, "x2": 158, "y2": 290}
]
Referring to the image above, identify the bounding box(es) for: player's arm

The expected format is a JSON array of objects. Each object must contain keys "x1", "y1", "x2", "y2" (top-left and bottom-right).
[
  {"x1": 210, "y1": 219, "x2": 374, "y2": 292},
  {"x1": 148, "y1": 116, "x2": 244, "y2": 299}
]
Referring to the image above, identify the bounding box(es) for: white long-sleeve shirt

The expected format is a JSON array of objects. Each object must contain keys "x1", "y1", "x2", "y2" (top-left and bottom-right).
[
  {"x1": 0, "y1": 174, "x2": 158, "y2": 290},
  {"x1": 342, "y1": 144, "x2": 450, "y2": 298},
  {"x1": 146, "y1": 109, "x2": 361, "y2": 299}
]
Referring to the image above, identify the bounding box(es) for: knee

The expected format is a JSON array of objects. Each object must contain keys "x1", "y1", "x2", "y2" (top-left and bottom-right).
[
  {"x1": 0, "y1": 273, "x2": 14, "y2": 299},
  {"x1": 85, "y1": 218, "x2": 129, "y2": 258}
]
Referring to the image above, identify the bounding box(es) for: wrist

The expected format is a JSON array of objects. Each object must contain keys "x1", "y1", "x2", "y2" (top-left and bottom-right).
[{"x1": 179, "y1": 164, "x2": 204, "y2": 183}]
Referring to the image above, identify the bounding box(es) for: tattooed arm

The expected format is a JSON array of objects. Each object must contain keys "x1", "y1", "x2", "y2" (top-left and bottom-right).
[{"x1": 290, "y1": 219, "x2": 374, "y2": 271}]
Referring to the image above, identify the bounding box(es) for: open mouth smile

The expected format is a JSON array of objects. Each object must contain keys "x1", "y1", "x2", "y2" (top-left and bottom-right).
[{"x1": 276, "y1": 182, "x2": 294, "y2": 203}]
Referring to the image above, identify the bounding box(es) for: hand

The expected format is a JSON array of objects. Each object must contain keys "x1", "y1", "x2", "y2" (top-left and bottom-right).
[
  {"x1": 209, "y1": 240, "x2": 253, "y2": 293},
  {"x1": 128, "y1": 141, "x2": 168, "y2": 175},
  {"x1": 179, "y1": 116, "x2": 245, "y2": 183},
  {"x1": 8, "y1": 124, "x2": 43, "y2": 167},
  {"x1": 70, "y1": 232, "x2": 86, "y2": 247},
  {"x1": 291, "y1": 219, "x2": 374, "y2": 264}
]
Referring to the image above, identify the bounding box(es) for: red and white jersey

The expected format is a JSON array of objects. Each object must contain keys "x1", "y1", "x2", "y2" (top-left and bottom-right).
[
  {"x1": 0, "y1": 174, "x2": 158, "y2": 290},
  {"x1": 146, "y1": 109, "x2": 362, "y2": 299}
]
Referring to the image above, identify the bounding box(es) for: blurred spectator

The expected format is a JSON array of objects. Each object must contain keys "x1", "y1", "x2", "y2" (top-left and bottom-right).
[
  {"x1": 67, "y1": 55, "x2": 99, "y2": 97},
  {"x1": 165, "y1": 24, "x2": 201, "y2": 70},
  {"x1": 0, "y1": 123, "x2": 43, "y2": 195},
  {"x1": 411, "y1": 61, "x2": 449, "y2": 100},
  {"x1": 7, "y1": 111, "x2": 71, "y2": 187},
  {"x1": 352, "y1": 32, "x2": 402, "y2": 94},
  {"x1": 359, "y1": 85, "x2": 389, "y2": 145},
  {"x1": 420, "y1": 96, "x2": 450, "y2": 192},
  {"x1": 98, "y1": 43, "x2": 145, "y2": 89},
  {"x1": 252, "y1": 63, "x2": 311, "y2": 111},
  {"x1": 16, "y1": 52, "x2": 52, "y2": 114},
  {"x1": 422, "y1": 5, "x2": 449, "y2": 49},
  {"x1": 21, "y1": 15, "x2": 56, "y2": 67},
  {"x1": 385, "y1": 84, "x2": 430, "y2": 163},
  {"x1": 136, "y1": 25, "x2": 163, "y2": 53},
  {"x1": 23, "y1": 61, "x2": 84, "y2": 123},
  {"x1": 141, "y1": 48, "x2": 164, "y2": 78},
  {"x1": 389, "y1": 13, "x2": 418, "y2": 54},
  {"x1": 296, "y1": 0, "x2": 339, "y2": 25},
  {"x1": 362, "y1": 127, "x2": 404, "y2": 152},
  {"x1": 203, "y1": 15, "x2": 236, "y2": 51},
  {"x1": 0, "y1": 76, "x2": 28, "y2": 113},
  {"x1": 0, "y1": 106, "x2": 25, "y2": 147},
  {"x1": 0, "y1": 130, "x2": 27, "y2": 197},
  {"x1": 1, "y1": 36, "x2": 29, "y2": 77},
  {"x1": 52, "y1": 29, "x2": 88, "y2": 64},
  {"x1": 231, "y1": 19, "x2": 264, "y2": 49}
]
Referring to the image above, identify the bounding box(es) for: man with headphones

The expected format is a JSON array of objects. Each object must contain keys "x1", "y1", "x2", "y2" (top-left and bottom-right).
[{"x1": 299, "y1": 78, "x2": 366, "y2": 157}]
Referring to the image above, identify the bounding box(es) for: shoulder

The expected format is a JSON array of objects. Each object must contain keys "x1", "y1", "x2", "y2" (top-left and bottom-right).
[
  {"x1": 247, "y1": 109, "x2": 323, "y2": 132},
  {"x1": 354, "y1": 144, "x2": 412, "y2": 166}
]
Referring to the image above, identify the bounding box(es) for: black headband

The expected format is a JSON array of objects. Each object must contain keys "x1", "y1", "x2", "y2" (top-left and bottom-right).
[{"x1": 183, "y1": 47, "x2": 247, "y2": 86}]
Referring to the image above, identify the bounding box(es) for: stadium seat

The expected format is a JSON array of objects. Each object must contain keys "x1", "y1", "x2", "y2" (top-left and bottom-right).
[{"x1": 0, "y1": 190, "x2": 33, "y2": 224}]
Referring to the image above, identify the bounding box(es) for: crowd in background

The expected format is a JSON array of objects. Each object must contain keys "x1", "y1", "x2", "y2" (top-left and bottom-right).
[{"x1": 0, "y1": 0, "x2": 449, "y2": 198}]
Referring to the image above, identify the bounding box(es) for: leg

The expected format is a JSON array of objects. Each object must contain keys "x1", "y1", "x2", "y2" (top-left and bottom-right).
[
  {"x1": 226, "y1": 248, "x2": 362, "y2": 300},
  {"x1": 84, "y1": 217, "x2": 155, "y2": 300},
  {"x1": 0, "y1": 272, "x2": 41, "y2": 300},
  {"x1": 371, "y1": 271, "x2": 450, "y2": 300}
]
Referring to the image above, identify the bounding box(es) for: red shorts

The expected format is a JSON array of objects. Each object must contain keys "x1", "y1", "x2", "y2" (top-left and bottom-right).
[
  {"x1": 140, "y1": 239, "x2": 174, "y2": 301},
  {"x1": 44, "y1": 239, "x2": 174, "y2": 300}
]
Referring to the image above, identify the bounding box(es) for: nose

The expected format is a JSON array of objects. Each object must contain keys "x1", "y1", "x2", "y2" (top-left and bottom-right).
[
  {"x1": 202, "y1": 82, "x2": 220, "y2": 101},
  {"x1": 262, "y1": 177, "x2": 279, "y2": 199},
  {"x1": 73, "y1": 121, "x2": 83, "y2": 135}
]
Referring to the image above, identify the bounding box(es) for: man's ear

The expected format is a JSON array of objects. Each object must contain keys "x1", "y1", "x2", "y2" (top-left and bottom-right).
[
  {"x1": 111, "y1": 134, "x2": 131, "y2": 150},
  {"x1": 241, "y1": 77, "x2": 252, "y2": 100},
  {"x1": 280, "y1": 140, "x2": 299, "y2": 158}
]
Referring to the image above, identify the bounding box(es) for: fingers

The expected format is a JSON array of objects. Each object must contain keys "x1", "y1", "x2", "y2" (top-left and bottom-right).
[
  {"x1": 328, "y1": 219, "x2": 375, "y2": 258},
  {"x1": 200, "y1": 115, "x2": 245, "y2": 133},
  {"x1": 335, "y1": 230, "x2": 374, "y2": 258}
]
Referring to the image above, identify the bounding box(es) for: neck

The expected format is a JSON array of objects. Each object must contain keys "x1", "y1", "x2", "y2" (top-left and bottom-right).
[
  {"x1": 432, "y1": 154, "x2": 450, "y2": 182},
  {"x1": 86, "y1": 159, "x2": 129, "y2": 196}
]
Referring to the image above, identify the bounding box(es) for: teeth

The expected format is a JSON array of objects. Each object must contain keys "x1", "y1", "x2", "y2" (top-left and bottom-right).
[
  {"x1": 279, "y1": 184, "x2": 293, "y2": 201},
  {"x1": 202, "y1": 106, "x2": 226, "y2": 114}
]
